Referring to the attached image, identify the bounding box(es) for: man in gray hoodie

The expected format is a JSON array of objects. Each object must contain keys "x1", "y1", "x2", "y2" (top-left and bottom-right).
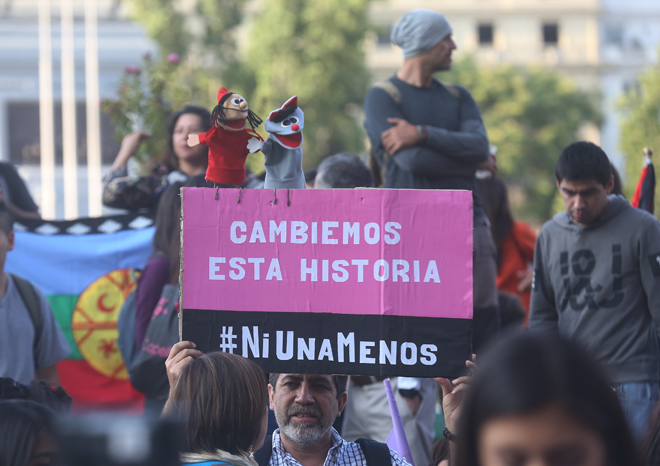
[{"x1": 530, "y1": 141, "x2": 660, "y2": 440}]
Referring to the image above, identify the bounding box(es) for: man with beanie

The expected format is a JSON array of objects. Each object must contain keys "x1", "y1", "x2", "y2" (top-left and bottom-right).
[
  {"x1": 530, "y1": 141, "x2": 660, "y2": 441},
  {"x1": 352, "y1": 10, "x2": 497, "y2": 466}
]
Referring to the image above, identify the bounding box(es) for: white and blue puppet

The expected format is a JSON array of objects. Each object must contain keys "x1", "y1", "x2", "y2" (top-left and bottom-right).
[{"x1": 262, "y1": 96, "x2": 306, "y2": 189}]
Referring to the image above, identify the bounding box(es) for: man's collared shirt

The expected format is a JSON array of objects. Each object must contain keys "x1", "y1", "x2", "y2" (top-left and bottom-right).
[{"x1": 269, "y1": 428, "x2": 410, "y2": 466}]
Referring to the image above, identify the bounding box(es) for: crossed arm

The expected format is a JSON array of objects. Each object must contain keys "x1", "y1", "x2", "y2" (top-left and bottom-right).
[{"x1": 364, "y1": 87, "x2": 490, "y2": 178}]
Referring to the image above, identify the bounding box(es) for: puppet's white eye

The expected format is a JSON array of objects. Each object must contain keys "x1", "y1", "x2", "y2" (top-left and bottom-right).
[
  {"x1": 289, "y1": 117, "x2": 298, "y2": 124},
  {"x1": 281, "y1": 119, "x2": 291, "y2": 127},
  {"x1": 232, "y1": 98, "x2": 241, "y2": 106}
]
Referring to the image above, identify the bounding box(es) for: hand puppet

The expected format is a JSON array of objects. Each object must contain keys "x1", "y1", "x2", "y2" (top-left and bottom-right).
[
  {"x1": 187, "y1": 87, "x2": 263, "y2": 186},
  {"x1": 262, "y1": 96, "x2": 305, "y2": 189}
]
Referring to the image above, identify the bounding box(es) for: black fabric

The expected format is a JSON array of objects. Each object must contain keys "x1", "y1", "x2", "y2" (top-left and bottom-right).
[
  {"x1": 0, "y1": 162, "x2": 38, "y2": 211},
  {"x1": 355, "y1": 439, "x2": 391, "y2": 466},
  {"x1": 182, "y1": 309, "x2": 471, "y2": 378},
  {"x1": 639, "y1": 163, "x2": 655, "y2": 214},
  {"x1": 254, "y1": 434, "x2": 272, "y2": 466},
  {"x1": 129, "y1": 284, "x2": 179, "y2": 398},
  {"x1": 10, "y1": 273, "x2": 42, "y2": 359},
  {"x1": 472, "y1": 305, "x2": 501, "y2": 354}
]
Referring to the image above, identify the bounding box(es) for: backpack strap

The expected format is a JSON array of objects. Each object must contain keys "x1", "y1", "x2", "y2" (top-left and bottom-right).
[
  {"x1": 254, "y1": 434, "x2": 272, "y2": 466},
  {"x1": 9, "y1": 273, "x2": 43, "y2": 356},
  {"x1": 372, "y1": 80, "x2": 403, "y2": 106},
  {"x1": 368, "y1": 80, "x2": 404, "y2": 188},
  {"x1": 435, "y1": 78, "x2": 461, "y2": 100},
  {"x1": 356, "y1": 438, "x2": 392, "y2": 466}
]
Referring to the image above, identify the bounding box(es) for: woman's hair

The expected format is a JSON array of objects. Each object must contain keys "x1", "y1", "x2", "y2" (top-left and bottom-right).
[
  {"x1": 0, "y1": 378, "x2": 72, "y2": 412},
  {"x1": 455, "y1": 332, "x2": 642, "y2": 466},
  {"x1": 0, "y1": 400, "x2": 55, "y2": 466},
  {"x1": 166, "y1": 105, "x2": 212, "y2": 168},
  {"x1": 167, "y1": 352, "x2": 268, "y2": 456},
  {"x1": 476, "y1": 177, "x2": 514, "y2": 262},
  {"x1": 152, "y1": 182, "x2": 184, "y2": 283},
  {"x1": 430, "y1": 437, "x2": 450, "y2": 466}
]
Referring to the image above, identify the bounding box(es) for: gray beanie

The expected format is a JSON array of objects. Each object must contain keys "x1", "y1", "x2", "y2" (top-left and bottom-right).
[{"x1": 391, "y1": 9, "x2": 453, "y2": 59}]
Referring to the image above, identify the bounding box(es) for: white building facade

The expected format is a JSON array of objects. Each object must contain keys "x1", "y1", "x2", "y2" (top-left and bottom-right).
[{"x1": 0, "y1": 0, "x2": 156, "y2": 218}]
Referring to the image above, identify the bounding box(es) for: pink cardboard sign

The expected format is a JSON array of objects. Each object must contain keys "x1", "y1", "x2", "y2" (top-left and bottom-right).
[{"x1": 182, "y1": 188, "x2": 472, "y2": 319}]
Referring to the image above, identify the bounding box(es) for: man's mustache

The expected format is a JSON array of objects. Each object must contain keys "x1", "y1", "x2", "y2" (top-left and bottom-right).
[{"x1": 287, "y1": 404, "x2": 322, "y2": 419}]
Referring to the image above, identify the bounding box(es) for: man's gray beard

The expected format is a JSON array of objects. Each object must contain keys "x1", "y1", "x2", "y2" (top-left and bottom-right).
[
  {"x1": 274, "y1": 402, "x2": 332, "y2": 448},
  {"x1": 279, "y1": 420, "x2": 331, "y2": 448}
]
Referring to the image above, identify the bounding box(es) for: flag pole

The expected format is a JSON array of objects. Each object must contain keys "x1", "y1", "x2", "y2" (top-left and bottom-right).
[{"x1": 384, "y1": 378, "x2": 415, "y2": 466}]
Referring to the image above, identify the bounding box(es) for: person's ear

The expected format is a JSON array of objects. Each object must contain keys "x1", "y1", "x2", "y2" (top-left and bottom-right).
[
  {"x1": 606, "y1": 175, "x2": 614, "y2": 194},
  {"x1": 7, "y1": 231, "x2": 14, "y2": 252},
  {"x1": 336, "y1": 391, "x2": 348, "y2": 417},
  {"x1": 268, "y1": 384, "x2": 275, "y2": 410}
]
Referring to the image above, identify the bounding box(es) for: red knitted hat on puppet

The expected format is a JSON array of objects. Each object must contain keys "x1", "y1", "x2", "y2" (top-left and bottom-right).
[{"x1": 217, "y1": 87, "x2": 233, "y2": 103}]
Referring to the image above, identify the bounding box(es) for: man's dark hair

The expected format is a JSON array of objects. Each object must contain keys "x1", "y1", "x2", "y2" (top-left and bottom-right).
[
  {"x1": 316, "y1": 153, "x2": 374, "y2": 189},
  {"x1": 0, "y1": 201, "x2": 14, "y2": 235},
  {"x1": 555, "y1": 142, "x2": 612, "y2": 187},
  {"x1": 304, "y1": 168, "x2": 317, "y2": 184},
  {"x1": 268, "y1": 374, "x2": 348, "y2": 399}
]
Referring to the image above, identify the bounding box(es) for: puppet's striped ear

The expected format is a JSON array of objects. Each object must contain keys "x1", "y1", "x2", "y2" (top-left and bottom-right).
[{"x1": 269, "y1": 96, "x2": 298, "y2": 122}]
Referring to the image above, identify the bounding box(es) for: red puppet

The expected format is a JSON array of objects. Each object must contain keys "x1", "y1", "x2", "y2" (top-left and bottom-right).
[{"x1": 187, "y1": 87, "x2": 263, "y2": 186}]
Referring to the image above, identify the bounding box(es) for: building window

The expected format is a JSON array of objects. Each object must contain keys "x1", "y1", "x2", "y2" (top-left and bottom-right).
[
  {"x1": 478, "y1": 24, "x2": 494, "y2": 46},
  {"x1": 543, "y1": 23, "x2": 559, "y2": 46},
  {"x1": 604, "y1": 23, "x2": 623, "y2": 46},
  {"x1": 377, "y1": 26, "x2": 392, "y2": 45}
]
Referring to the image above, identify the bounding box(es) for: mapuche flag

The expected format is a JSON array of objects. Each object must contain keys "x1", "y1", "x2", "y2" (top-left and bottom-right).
[
  {"x1": 5, "y1": 213, "x2": 154, "y2": 412},
  {"x1": 631, "y1": 148, "x2": 656, "y2": 215}
]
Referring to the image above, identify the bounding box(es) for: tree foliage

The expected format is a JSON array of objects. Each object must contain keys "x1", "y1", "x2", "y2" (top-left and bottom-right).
[
  {"x1": 122, "y1": 0, "x2": 248, "y2": 107},
  {"x1": 619, "y1": 56, "x2": 660, "y2": 220},
  {"x1": 441, "y1": 57, "x2": 603, "y2": 221},
  {"x1": 237, "y1": 0, "x2": 372, "y2": 168}
]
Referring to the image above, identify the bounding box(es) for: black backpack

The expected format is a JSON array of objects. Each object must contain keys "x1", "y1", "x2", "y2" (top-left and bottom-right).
[{"x1": 254, "y1": 435, "x2": 391, "y2": 466}]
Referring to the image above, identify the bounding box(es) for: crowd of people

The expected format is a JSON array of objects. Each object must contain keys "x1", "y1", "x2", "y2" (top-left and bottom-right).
[{"x1": 1, "y1": 6, "x2": 659, "y2": 466}]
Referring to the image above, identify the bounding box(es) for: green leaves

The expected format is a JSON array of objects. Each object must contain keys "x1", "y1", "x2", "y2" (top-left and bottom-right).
[{"x1": 239, "y1": 0, "x2": 371, "y2": 167}]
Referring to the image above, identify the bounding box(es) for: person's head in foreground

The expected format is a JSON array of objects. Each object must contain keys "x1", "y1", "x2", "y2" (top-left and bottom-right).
[
  {"x1": 455, "y1": 332, "x2": 641, "y2": 466},
  {"x1": 314, "y1": 153, "x2": 374, "y2": 189},
  {"x1": 391, "y1": 9, "x2": 456, "y2": 71},
  {"x1": 165, "y1": 352, "x2": 268, "y2": 464},
  {"x1": 0, "y1": 400, "x2": 56, "y2": 466},
  {"x1": 555, "y1": 142, "x2": 614, "y2": 227},
  {"x1": 268, "y1": 373, "x2": 348, "y2": 448}
]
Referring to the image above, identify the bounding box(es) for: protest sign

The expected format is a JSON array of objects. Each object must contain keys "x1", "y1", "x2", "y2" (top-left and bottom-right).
[{"x1": 181, "y1": 188, "x2": 472, "y2": 377}]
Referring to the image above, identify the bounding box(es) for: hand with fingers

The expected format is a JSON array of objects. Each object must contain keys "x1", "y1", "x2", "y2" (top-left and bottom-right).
[
  {"x1": 165, "y1": 341, "x2": 204, "y2": 389},
  {"x1": 517, "y1": 269, "x2": 534, "y2": 292},
  {"x1": 381, "y1": 118, "x2": 418, "y2": 155},
  {"x1": 435, "y1": 355, "x2": 478, "y2": 435}
]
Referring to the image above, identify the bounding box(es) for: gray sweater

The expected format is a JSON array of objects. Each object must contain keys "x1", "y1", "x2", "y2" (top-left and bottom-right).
[
  {"x1": 530, "y1": 195, "x2": 660, "y2": 383},
  {"x1": 364, "y1": 76, "x2": 490, "y2": 226}
]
